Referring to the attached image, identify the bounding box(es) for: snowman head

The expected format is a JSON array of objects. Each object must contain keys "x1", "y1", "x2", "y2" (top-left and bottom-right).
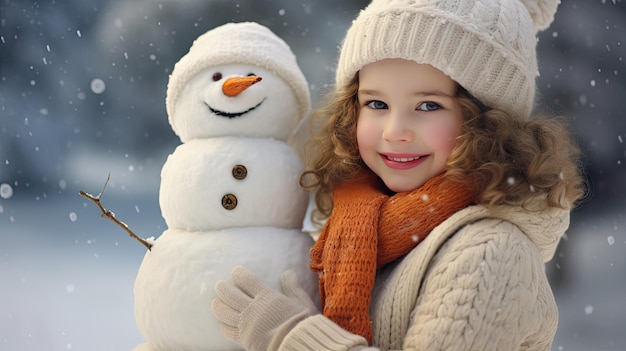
[
  {"x1": 166, "y1": 22, "x2": 311, "y2": 142},
  {"x1": 171, "y1": 64, "x2": 299, "y2": 141}
]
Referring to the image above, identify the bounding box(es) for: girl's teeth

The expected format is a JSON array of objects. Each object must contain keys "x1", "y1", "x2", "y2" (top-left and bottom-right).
[{"x1": 388, "y1": 156, "x2": 420, "y2": 162}]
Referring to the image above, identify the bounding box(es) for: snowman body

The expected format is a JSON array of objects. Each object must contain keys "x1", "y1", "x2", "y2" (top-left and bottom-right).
[
  {"x1": 134, "y1": 227, "x2": 314, "y2": 350},
  {"x1": 158, "y1": 137, "x2": 308, "y2": 231},
  {"x1": 132, "y1": 23, "x2": 316, "y2": 351},
  {"x1": 134, "y1": 138, "x2": 315, "y2": 350}
]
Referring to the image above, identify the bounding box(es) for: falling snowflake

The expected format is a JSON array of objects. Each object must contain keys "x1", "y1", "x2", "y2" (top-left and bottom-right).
[
  {"x1": 0, "y1": 183, "x2": 13, "y2": 199},
  {"x1": 90, "y1": 78, "x2": 106, "y2": 94},
  {"x1": 607, "y1": 235, "x2": 615, "y2": 245}
]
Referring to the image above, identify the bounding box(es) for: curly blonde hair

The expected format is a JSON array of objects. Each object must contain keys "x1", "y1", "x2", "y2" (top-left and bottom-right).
[{"x1": 300, "y1": 76, "x2": 586, "y2": 223}]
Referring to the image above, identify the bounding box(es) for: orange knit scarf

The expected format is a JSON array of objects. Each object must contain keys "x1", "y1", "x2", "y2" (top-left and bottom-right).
[{"x1": 310, "y1": 171, "x2": 476, "y2": 344}]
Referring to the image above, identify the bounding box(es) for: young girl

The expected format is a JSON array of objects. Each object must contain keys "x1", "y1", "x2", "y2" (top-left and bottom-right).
[{"x1": 211, "y1": 0, "x2": 585, "y2": 350}]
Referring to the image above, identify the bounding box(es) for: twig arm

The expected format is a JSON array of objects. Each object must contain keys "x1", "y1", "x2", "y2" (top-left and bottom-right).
[{"x1": 79, "y1": 174, "x2": 153, "y2": 251}]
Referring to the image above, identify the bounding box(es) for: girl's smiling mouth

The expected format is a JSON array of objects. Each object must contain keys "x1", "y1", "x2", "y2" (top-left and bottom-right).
[{"x1": 380, "y1": 153, "x2": 428, "y2": 170}]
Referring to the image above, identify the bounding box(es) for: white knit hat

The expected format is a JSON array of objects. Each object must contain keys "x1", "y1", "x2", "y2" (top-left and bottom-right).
[
  {"x1": 166, "y1": 22, "x2": 310, "y2": 122},
  {"x1": 336, "y1": 0, "x2": 560, "y2": 118}
]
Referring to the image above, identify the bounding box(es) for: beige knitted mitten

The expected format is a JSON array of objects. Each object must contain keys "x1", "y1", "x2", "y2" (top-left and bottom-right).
[{"x1": 212, "y1": 266, "x2": 317, "y2": 351}]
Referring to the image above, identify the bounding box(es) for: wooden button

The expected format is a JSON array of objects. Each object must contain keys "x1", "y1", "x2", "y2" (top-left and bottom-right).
[
  {"x1": 222, "y1": 194, "x2": 237, "y2": 210},
  {"x1": 232, "y1": 165, "x2": 247, "y2": 180}
]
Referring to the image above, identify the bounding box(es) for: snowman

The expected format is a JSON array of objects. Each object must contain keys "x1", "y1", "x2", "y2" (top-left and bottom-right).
[{"x1": 132, "y1": 22, "x2": 317, "y2": 351}]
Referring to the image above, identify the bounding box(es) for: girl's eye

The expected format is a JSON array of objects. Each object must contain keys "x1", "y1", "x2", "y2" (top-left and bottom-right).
[
  {"x1": 366, "y1": 100, "x2": 388, "y2": 109},
  {"x1": 417, "y1": 102, "x2": 441, "y2": 112}
]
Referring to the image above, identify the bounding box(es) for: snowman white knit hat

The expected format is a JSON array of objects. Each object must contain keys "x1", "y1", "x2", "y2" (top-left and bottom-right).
[
  {"x1": 336, "y1": 0, "x2": 560, "y2": 118},
  {"x1": 166, "y1": 22, "x2": 311, "y2": 121}
]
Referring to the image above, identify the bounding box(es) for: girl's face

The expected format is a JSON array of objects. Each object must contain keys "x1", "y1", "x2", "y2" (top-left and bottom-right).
[{"x1": 357, "y1": 59, "x2": 463, "y2": 192}]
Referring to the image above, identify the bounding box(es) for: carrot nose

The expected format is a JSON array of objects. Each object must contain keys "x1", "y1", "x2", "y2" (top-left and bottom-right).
[{"x1": 222, "y1": 76, "x2": 262, "y2": 97}]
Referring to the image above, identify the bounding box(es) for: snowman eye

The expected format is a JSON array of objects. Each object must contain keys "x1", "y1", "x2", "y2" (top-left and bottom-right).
[
  {"x1": 247, "y1": 73, "x2": 255, "y2": 77},
  {"x1": 212, "y1": 72, "x2": 222, "y2": 81}
]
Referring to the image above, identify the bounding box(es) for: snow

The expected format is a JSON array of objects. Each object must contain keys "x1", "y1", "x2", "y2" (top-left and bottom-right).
[
  {"x1": 0, "y1": 193, "x2": 150, "y2": 350},
  {"x1": 90, "y1": 79, "x2": 106, "y2": 95},
  {"x1": 0, "y1": 184, "x2": 13, "y2": 199},
  {"x1": 133, "y1": 227, "x2": 315, "y2": 350},
  {"x1": 549, "y1": 212, "x2": 626, "y2": 351}
]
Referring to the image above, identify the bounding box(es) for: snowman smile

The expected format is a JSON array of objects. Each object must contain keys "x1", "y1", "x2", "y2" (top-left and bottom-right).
[{"x1": 205, "y1": 98, "x2": 266, "y2": 119}]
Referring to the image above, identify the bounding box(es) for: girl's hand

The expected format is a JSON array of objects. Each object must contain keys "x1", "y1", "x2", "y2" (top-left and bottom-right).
[{"x1": 211, "y1": 266, "x2": 318, "y2": 351}]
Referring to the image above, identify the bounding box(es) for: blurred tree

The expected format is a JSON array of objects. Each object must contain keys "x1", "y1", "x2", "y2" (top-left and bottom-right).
[
  {"x1": 537, "y1": 0, "x2": 626, "y2": 216},
  {"x1": 0, "y1": 0, "x2": 369, "y2": 194},
  {"x1": 0, "y1": 0, "x2": 624, "y2": 216}
]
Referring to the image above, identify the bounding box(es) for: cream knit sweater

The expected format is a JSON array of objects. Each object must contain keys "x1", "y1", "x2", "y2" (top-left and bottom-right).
[{"x1": 279, "y1": 201, "x2": 570, "y2": 351}]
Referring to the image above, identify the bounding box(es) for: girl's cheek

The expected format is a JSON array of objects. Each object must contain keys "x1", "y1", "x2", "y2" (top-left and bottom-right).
[
  {"x1": 425, "y1": 121, "x2": 461, "y2": 151},
  {"x1": 356, "y1": 118, "x2": 377, "y2": 147}
]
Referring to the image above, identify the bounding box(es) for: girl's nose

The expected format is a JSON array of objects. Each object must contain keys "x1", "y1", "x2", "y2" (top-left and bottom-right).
[
  {"x1": 382, "y1": 113, "x2": 414, "y2": 142},
  {"x1": 222, "y1": 75, "x2": 262, "y2": 97}
]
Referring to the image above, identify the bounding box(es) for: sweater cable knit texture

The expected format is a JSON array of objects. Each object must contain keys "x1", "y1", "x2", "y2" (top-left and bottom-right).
[{"x1": 281, "y1": 202, "x2": 569, "y2": 350}]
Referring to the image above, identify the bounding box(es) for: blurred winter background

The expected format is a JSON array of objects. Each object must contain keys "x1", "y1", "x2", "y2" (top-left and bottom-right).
[{"x1": 0, "y1": 0, "x2": 624, "y2": 350}]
